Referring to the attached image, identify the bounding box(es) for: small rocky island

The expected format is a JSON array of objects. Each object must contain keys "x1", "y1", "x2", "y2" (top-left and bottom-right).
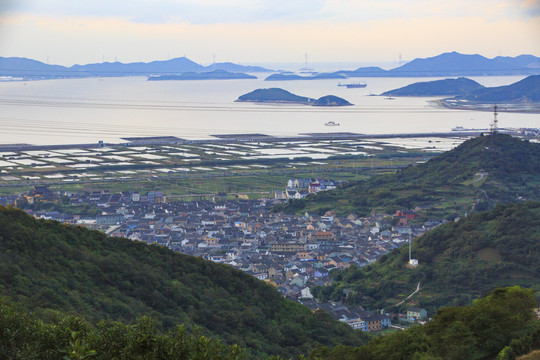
[
  {"x1": 312, "y1": 95, "x2": 352, "y2": 106},
  {"x1": 235, "y1": 88, "x2": 352, "y2": 106},
  {"x1": 236, "y1": 88, "x2": 313, "y2": 104},
  {"x1": 148, "y1": 69, "x2": 257, "y2": 81}
]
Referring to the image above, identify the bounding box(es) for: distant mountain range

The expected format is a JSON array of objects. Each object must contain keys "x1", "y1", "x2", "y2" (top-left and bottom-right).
[
  {"x1": 1, "y1": 51, "x2": 539, "y2": 80},
  {"x1": 387, "y1": 52, "x2": 540, "y2": 76},
  {"x1": 341, "y1": 52, "x2": 540, "y2": 77},
  {"x1": 0, "y1": 56, "x2": 272, "y2": 80}
]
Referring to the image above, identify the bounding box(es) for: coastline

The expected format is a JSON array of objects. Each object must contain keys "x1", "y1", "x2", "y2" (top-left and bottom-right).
[
  {"x1": 0, "y1": 131, "x2": 512, "y2": 150},
  {"x1": 431, "y1": 99, "x2": 540, "y2": 114}
]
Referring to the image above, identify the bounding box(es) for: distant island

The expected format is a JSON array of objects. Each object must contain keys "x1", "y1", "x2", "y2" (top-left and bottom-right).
[
  {"x1": 235, "y1": 88, "x2": 352, "y2": 106},
  {"x1": 385, "y1": 52, "x2": 540, "y2": 77},
  {"x1": 335, "y1": 66, "x2": 388, "y2": 78},
  {"x1": 381, "y1": 77, "x2": 484, "y2": 96},
  {"x1": 340, "y1": 52, "x2": 540, "y2": 78},
  {"x1": 312, "y1": 95, "x2": 352, "y2": 106},
  {"x1": 439, "y1": 75, "x2": 540, "y2": 113},
  {"x1": 264, "y1": 73, "x2": 347, "y2": 81},
  {"x1": 0, "y1": 56, "x2": 272, "y2": 80},
  {"x1": 236, "y1": 88, "x2": 313, "y2": 104},
  {"x1": 147, "y1": 70, "x2": 257, "y2": 81}
]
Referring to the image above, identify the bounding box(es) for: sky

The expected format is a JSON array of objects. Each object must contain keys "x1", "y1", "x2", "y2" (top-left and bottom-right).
[{"x1": 0, "y1": 0, "x2": 539, "y2": 67}]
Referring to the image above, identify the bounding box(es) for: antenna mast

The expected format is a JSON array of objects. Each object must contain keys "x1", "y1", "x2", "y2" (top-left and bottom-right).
[
  {"x1": 490, "y1": 105, "x2": 498, "y2": 133},
  {"x1": 408, "y1": 232, "x2": 412, "y2": 262}
]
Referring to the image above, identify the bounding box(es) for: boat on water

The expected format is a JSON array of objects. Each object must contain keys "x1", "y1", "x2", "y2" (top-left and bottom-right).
[
  {"x1": 325, "y1": 121, "x2": 340, "y2": 126},
  {"x1": 338, "y1": 82, "x2": 367, "y2": 88}
]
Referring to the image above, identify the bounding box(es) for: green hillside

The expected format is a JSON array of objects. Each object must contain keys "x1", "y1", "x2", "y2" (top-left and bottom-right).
[
  {"x1": 0, "y1": 206, "x2": 366, "y2": 358},
  {"x1": 4, "y1": 286, "x2": 537, "y2": 360},
  {"x1": 312, "y1": 202, "x2": 540, "y2": 313},
  {"x1": 309, "y1": 287, "x2": 540, "y2": 360},
  {"x1": 276, "y1": 133, "x2": 540, "y2": 217},
  {"x1": 235, "y1": 88, "x2": 314, "y2": 104},
  {"x1": 455, "y1": 75, "x2": 540, "y2": 103},
  {"x1": 0, "y1": 300, "x2": 249, "y2": 360},
  {"x1": 381, "y1": 77, "x2": 484, "y2": 96}
]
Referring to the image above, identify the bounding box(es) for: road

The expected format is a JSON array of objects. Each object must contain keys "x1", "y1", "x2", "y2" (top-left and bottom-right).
[{"x1": 393, "y1": 281, "x2": 421, "y2": 307}]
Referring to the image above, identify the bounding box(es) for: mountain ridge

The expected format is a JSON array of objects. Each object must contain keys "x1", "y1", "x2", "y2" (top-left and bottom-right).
[
  {"x1": 452, "y1": 74, "x2": 540, "y2": 103},
  {"x1": 0, "y1": 56, "x2": 272, "y2": 79},
  {"x1": 3, "y1": 51, "x2": 539, "y2": 79},
  {"x1": 381, "y1": 77, "x2": 484, "y2": 96},
  {"x1": 388, "y1": 51, "x2": 540, "y2": 76},
  {"x1": 275, "y1": 133, "x2": 540, "y2": 217}
]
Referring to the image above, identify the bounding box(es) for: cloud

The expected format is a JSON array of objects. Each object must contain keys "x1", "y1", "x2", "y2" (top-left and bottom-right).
[
  {"x1": 520, "y1": 0, "x2": 540, "y2": 16},
  {"x1": 2, "y1": 0, "x2": 326, "y2": 24},
  {"x1": 0, "y1": 0, "x2": 538, "y2": 65},
  {"x1": 2, "y1": 0, "x2": 539, "y2": 25},
  {"x1": 1, "y1": 11, "x2": 538, "y2": 66}
]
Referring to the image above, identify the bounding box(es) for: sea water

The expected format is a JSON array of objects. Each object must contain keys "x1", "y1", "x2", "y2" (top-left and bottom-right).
[{"x1": 0, "y1": 75, "x2": 537, "y2": 145}]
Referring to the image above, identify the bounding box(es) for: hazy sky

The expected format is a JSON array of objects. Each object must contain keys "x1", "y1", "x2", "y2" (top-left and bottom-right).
[{"x1": 0, "y1": 0, "x2": 539, "y2": 66}]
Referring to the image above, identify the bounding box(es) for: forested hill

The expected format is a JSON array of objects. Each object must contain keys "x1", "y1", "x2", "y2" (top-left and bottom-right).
[
  {"x1": 381, "y1": 77, "x2": 484, "y2": 96},
  {"x1": 236, "y1": 88, "x2": 314, "y2": 104},
  {"x1": 454, "y1": 74, "x2": 540, "y2": 103},
  {"x1": 312, "y1": 201, "x2": 540, "y2": 313},
  {"x1": 275, "y1": 133, "x2": 540, "y2": 217},
  {"x1": 308, "y1": 287, "x2": 540, "y2": 360},
  {"x1": 0, "y1": 206, "x2": 366, "y2": 358},
  {"x1": 385, "y1": 133, "x2": 540, "y2": 185}
]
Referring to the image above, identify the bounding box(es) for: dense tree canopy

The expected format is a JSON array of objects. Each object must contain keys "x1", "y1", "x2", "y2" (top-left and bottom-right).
[
  {"x1": 276, "y1": 134, "x2": 540, "y2": 216},
  {"x1": 308, "y1": 287, "x2": 539, "y2": 360},
  {"x1": 312, "y1": 202, "x2": 540, "y2": 312},
  {"x1": 0, "y1": 205, "x2": 366, "y2": 358}
]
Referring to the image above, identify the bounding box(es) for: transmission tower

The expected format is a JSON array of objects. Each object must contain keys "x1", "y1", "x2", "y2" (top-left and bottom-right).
[{"x1": 490, "y1": 105, "x2": 498, "y2": 133}]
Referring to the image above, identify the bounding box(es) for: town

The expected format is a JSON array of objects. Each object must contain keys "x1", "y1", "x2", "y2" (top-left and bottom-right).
[{"x1": 2, "y1": 181, "x2": 442, "y2": 331}]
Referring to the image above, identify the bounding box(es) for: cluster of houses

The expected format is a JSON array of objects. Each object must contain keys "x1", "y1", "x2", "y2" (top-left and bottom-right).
[
  {"x1": 280, "y1": 178, "x2": 339, "y2": 199},
  {"x1": 4, "y1": 186, "x2": 442, "y2": 332}
]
